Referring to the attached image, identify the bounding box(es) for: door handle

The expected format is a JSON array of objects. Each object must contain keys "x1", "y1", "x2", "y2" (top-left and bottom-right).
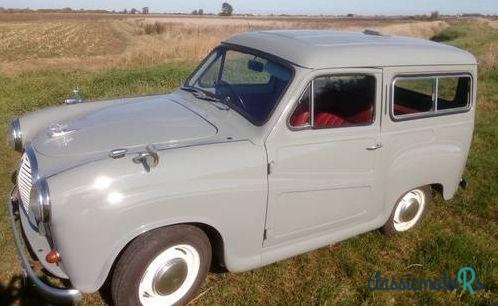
[{"x1": 366, "y1": 143, "x2": 383, "y2": 151}]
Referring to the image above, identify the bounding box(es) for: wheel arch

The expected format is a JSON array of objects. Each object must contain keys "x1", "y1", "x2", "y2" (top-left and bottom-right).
[{"x1": 97, "y1": 220, "x2": 227, "y2": 293}]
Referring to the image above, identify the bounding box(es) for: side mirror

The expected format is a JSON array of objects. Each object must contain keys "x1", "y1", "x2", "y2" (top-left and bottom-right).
[{"x1": 64, "y1": 87, "x2": 83, "y2": 104}]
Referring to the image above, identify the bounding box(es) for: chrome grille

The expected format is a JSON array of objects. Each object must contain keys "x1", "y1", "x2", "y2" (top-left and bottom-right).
[{"x1": 17, "y1": 152, "x2": 32, "y2": 211}]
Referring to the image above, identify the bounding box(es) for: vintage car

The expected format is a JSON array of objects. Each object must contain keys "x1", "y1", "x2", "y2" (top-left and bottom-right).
[{"x1": 7, "y1": 30, "x2": 476, "y2": 305}]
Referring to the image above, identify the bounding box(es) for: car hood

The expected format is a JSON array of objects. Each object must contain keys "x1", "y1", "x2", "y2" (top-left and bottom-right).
[{"x1": 32, "y1": 95, "x2": 218, "y2": 158}]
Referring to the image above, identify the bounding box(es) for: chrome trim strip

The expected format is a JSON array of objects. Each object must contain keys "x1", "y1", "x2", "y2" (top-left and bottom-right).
[
  {"x1": 310, "y1": 79, "x2": 315, "y2": 128},
  {"x1": 24, "y1": 146, "x2": 40, "y2": 182},
  {"x1": 434, "y1": 77, "x2": 439, "y2": 112},
  {"x1": 7, "y1": 187, "x2": 82, "y2": 303},
  {"x1": 9, "y1": 118, "x2": 23, "y2": 152}
]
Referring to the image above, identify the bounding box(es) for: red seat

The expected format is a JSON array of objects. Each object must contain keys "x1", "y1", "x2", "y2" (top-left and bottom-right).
[
  {"x1": 315, "y1": 112, "x2": 347, "y2": 127},
  {"x1": 347, "y1": 108, "x2": 373, "y2": 124},
  {"x1": 394, "y1": 104, "x2": 418, "y2": 115},
  {"x1": 290, "y1": 111, "x2": 310, "y2": 127}
]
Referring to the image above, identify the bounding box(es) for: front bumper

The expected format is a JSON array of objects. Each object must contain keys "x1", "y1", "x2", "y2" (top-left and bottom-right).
[{"x1": 7, "y1": 187, "x2": 82, "y2": 304}]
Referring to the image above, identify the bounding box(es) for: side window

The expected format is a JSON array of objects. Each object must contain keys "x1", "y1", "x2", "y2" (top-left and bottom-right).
[
  {"x1": 437, "y1": 76, "x2": 471, "y2": 110},
  {"x1": 313, "y1": 75, "x2": 375, "y2": 128},
  {"x1": 289, "y1": 84, "x2": 311, "y2": 128},
  {"x1": 393, "y1": 78, "x2": 435, "y2": 116},
  {"x1": 392, "y1": 75, "x2": 471, "y2": 119}
]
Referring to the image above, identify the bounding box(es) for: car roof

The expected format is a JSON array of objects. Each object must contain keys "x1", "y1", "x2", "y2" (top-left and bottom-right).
[{"x1": 223, "y1": 30, "x2": 477, "y2": 69}]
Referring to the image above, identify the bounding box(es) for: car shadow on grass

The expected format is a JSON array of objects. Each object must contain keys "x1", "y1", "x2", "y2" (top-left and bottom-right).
[{"x1": 0, "y1": 274, "x2": 53, "y2": 306}]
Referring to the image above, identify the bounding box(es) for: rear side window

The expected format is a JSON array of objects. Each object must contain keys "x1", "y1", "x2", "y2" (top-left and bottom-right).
[
  {"x1": 392, "y1": 75, "x2": 471, "y2": 119},
  {"x1": 437, "y1": 76, "x2": 471, "y2": 110},
  {"x1": 393, "y1": 78, "x2": 435, "y2": 115}
]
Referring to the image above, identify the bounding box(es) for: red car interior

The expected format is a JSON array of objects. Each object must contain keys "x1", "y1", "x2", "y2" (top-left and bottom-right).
[
  {"x1": 393, "y1": 104, "x2": 418, "y2": 115},
  {"x1": 290, "y1": 103, "x2": 374, "y2": 128},
  {"x1": 314, "y1": 112, "x2": 348, "y2": 127},
  {"x1": 290, "y1": 75, "x2": 376, "y2": 128},
  {"x1": 290, "y1": 110, "x2": 310, "y2": 126}
]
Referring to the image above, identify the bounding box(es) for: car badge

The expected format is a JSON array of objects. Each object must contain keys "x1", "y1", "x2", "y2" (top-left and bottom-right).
[{"x1": 48, "y1": 123, "x2": 77, "y2": 138}]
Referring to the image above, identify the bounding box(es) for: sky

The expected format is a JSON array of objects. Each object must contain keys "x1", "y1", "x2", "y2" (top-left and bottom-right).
[{"x1": 1, "y1": 0, "x2": 498, "y2": 16}]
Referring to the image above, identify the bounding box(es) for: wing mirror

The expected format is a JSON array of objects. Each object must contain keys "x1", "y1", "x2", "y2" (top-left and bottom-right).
[
  {"x1": 64, "y1": 87, "x2": 83, "y2": 104},
  {"x1": 133, "y1": 145, "x2": 159, "y2": 172}
]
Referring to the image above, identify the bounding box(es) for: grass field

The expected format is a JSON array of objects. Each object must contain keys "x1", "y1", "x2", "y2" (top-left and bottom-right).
[
  {"x1": 0, "y1": 13, "x2": 496, "y2": 305},
  {"x1": 0, "y1": 13, "x2": 449, "y2": 75}
]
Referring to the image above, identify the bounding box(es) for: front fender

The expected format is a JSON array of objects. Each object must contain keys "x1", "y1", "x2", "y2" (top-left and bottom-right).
[{"x1": 47, "y1": 141, "x2": 267, "y2": 292}]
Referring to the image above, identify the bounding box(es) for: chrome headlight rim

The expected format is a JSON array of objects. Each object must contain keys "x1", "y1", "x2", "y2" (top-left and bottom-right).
[
  {"x1": 9, "y1": 118, "x2": 23, "y2": 152},
  {"x1": 29, "y1": 177, "x2": 51, "y2": 231}
]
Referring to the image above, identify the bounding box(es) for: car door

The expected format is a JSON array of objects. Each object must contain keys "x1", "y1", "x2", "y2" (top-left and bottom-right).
[{"x1": 264, "y1": 68, "x2": 383, "y2": 246}]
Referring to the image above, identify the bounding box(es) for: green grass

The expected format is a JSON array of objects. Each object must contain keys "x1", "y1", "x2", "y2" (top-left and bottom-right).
[{"x1": 0, "y1": 21, "x2": 497, "y2": 305}]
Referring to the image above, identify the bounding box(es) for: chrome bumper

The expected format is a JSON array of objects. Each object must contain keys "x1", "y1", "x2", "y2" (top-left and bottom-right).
[{"x1": 7, "y1": 187, "x2": 82, "y2": 304}]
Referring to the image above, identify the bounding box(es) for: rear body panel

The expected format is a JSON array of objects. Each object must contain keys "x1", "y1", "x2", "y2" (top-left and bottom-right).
[{"x1": 380, "y1": 65, "x2": 476, "y2": 219}]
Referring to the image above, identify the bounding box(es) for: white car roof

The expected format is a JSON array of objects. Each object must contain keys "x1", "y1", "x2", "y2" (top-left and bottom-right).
[{"x1": 224, "y1": 30, "x2": 477, "y2": 69}]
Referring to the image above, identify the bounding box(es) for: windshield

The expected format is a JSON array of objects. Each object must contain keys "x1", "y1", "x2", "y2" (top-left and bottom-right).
[{"x1": 185, "y1": 46, "x2": 293, "y2": 126}]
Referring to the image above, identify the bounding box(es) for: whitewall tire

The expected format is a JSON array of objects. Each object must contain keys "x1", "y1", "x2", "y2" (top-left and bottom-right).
[{"x1": 111, "y1": 225, "x2": 211, "y2": 306}]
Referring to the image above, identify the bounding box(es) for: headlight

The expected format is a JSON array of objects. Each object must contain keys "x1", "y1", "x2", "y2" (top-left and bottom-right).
[
  {"x1": 8, "y1": 118, "x2": 23, "y2": 152},
  {"x1": 29, "y1": 177, "x2": 51, "y2": 228}
]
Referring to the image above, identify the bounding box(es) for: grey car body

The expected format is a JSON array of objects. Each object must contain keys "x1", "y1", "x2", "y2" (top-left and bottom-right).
[{"x1": 7, "y1": 30, "x2": 476, "y2": 301}]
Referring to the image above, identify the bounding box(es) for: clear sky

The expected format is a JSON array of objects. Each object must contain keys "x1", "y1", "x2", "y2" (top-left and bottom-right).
[{"x1": 2, "y1": 0, "x2": 498, "y2": 15}]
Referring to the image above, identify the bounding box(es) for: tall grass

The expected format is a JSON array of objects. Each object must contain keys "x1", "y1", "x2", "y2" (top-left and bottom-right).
[
  {"x1": 142, "y1": 21, "x2": 168, "y2": 35},
  {"x1": 0, "y1": 16, "x2": 448, "y2": 75}
]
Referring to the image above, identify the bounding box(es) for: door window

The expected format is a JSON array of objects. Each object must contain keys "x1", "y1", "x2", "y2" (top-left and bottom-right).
[
  {"x1": 289, "y1": 84, "x2": 311, "y2": 128},
  {"x1": 290, "y1": 75, "x2": 376, "y2": 129}
]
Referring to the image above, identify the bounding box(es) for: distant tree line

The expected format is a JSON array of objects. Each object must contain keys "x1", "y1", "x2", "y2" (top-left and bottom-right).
[
  {"x1": 119, "y1": 7, "x2": 150, "y2": 14},
  {"x1": 191, "y1": 3, "x2": 233, "y2": 16},
  {"x1": 0, "y1": 6, "x2": 151, "y2": 14},
  {"x1": 0, "y1": 7, "x2": 111, "y2": 13},
  {"x1": 0, "y1": 6, "x2": 494, "y2": 19}
]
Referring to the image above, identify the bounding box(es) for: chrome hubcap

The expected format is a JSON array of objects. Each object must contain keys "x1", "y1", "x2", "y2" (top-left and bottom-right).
[
  {"x1": 153, "y1": 258, "x2": 188, "y2": 296},
  {"x1": 139, "y1": 244, "x2": 200, "y2": 306},
  {"x1": 398, "y1": 198, "x2": 420, "y2": 222},
  {"x1": 393, "y1": 189, "x2": 425, "y2": 232}
]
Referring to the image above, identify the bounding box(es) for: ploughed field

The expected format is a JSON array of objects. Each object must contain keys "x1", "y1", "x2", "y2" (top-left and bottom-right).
[{"x1": 0, "y1": 13, "x2": 496, "y2": 305}]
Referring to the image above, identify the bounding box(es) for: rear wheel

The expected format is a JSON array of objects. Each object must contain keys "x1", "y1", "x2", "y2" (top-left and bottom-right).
[
  {"x1": 111, "y1": 225, "x2": 211, "y2": 306},
  {"x1": 381, "y1": 186, "x2": 431, "y2": 235}
]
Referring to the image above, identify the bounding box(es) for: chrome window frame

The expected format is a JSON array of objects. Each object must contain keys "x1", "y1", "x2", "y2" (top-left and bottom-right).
[
  {"x1": 287, "y1": 82, "x2": 312, "y2": 131},
  {"x1": 390, "y1": 73, "x2": 473, "y2": 121}
]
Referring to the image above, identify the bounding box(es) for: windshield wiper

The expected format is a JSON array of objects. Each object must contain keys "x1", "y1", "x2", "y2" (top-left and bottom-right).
[
  {"x1": 181, "y1": 86, "x2": 230, "y2": 110},
  {"x1": 181, "y1": 86, "x2": 218, "y2": 101}
]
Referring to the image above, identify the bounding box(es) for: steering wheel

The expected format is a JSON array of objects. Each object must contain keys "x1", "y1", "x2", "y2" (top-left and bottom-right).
[{"x1": 217, "y1": 80, "x2": 247, "y2": 110}]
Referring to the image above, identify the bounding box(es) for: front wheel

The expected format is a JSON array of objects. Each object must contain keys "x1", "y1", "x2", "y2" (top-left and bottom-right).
[
  {"x1": 381, "y1": 186, "x2": 431, "y2": 235},
  {"x1": 111, "y1": 225, "x2": 212, "y2": 306}
]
